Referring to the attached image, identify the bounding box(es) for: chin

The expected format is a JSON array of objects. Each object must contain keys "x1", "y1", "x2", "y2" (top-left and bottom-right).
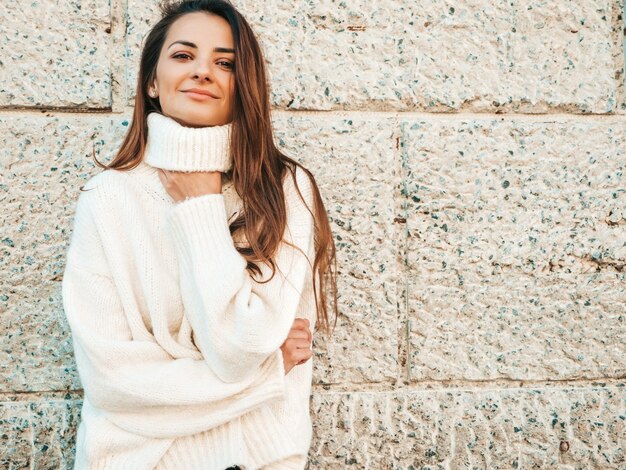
[
  {"x1": 175, "y1": 113, "x2": 228, "y2": 128},
  {"x1": 167, "y1": 114, "x2": 211, "y2": 128}
]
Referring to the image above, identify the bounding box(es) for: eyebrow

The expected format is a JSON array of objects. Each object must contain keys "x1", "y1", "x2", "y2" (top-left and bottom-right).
[{"x1": 167, "y1": 40, "x2": 235, "y2": 53}]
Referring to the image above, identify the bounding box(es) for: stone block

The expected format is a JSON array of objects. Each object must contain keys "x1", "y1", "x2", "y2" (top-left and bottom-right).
[
  {"x1": 0, "y1": 397, "x2": 81, "y2": 469},
  {"x1": 0, "y1": 1, "x2": 112, "y2": 108},
  {"x1": 401, "y1": 118, "x2": 626, "y2": 381},
  {"x1": 31, "y1": 399, "x2": 82, "y2": 469},
  {"x1": 0, "y1": 115, "x2": 128, "y2": 391},
  {"x1": 309, "y1": 386, "x2": 626, "y2": 468},
  {"x1": 272, "y1": 114, "x2": 401, "y2": 384},
  {"x1": 125, "y1": 0, "x2": 621, "y2": 112},
  {"x1": 0, "y1": 402, "x2": 31, "y2": 468}
]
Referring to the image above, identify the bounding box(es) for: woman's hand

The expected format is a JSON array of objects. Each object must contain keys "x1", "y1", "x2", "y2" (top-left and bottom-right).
[
  {"x1": 281, "y1": 318, "x2": 313, "y2": 375},
  {"x1": 157, "y1": 169, "x2": 222, "y2": 203}
]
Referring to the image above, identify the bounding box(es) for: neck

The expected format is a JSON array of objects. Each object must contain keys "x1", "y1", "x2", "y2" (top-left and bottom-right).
[{"x1": 143, "y1": 112, "x2": 233, "y2": 172}]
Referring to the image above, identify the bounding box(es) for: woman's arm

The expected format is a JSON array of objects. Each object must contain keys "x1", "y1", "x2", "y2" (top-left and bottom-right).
[
  {"x1": 166, "y1": 166, "x2": 316, "y2": 384},
  {"x1": 61, "y1": 185, "x2": 287, "y2": 439}
]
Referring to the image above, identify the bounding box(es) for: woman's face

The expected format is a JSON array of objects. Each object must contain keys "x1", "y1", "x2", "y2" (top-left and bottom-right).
[{"x1": 151, "y1": 12, "x2": 236, "y2": 127}]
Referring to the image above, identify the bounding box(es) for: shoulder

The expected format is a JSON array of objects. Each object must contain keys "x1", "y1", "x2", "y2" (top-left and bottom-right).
[
  {"x1": 66, "y1": 170, "x2": 129, "y2": 274},
  {"x1": 71, "y1": 169, "x2": 134, "y2": 241},
  {"x1": 71, "y1": 169, "x2": 130, "y2": 228},
  {"x1": 81, "y1": 168, "x2": 129, "y2": 194},
  {"x1": 282, "y1": 163, "x2": 318, "y2": 229},
  {"x1": 283, "y1": 163, "x2": 315, "y2": 204},
  {"x1": 76, "y1": 168, "x2": 131, "y2": 213}
]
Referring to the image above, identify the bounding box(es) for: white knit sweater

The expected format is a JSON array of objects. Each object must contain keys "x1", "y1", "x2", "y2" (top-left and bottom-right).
[{"x1": 62, "y1": 112, "x2": 317, "y2": 469}]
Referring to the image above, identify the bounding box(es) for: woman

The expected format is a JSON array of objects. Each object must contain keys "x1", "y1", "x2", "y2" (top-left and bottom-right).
[{"x1": 61, "y1": 0, "x2": 338, "y2": 468}]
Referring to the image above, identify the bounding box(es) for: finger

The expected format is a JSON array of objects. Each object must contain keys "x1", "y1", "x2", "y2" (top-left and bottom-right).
[
  {"x1": 288, "y1": 329, "x2": 312, "y2": 347},
  {"x1": 291, "y1": 319, "x2": 312, "y2": 344},
  {"x1": 298, "y1": 323, "x2": 311, "y2": 343},
  {"x1": 283, "y1": 338, "x2": 312, "y2": 350},
  {"x1": 292, "y1": 318, "x2": 310, "y2": 330},
  {"x1": 287, "y1": 329, "x2": 310, "y2": 341},
  {"x1": 294, "y1": 349, "x2": 313, "y2": 365},
  {"x1": 287, "y1": 347, "x2": 313, "y2": 367},
  {"x1": 291, "y1": 325, "x2": 311, "y2": 343}
]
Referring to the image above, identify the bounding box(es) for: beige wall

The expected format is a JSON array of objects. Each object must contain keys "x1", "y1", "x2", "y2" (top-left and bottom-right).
[{"x1": 1, "y1": 0, "x2": 625, "y2": 468}]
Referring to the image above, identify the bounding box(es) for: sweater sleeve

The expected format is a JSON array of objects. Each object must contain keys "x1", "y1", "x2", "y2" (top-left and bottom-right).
[
  {"x1": 61, "y1": 182, "x2": 287, "y2": 439},
  {"x1": 166, "y1": 166, "x2": 316, "y2": 384}
]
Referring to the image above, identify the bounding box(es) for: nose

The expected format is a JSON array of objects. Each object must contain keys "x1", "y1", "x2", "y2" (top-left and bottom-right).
[{"x1": 192, "y1": 62, "x2": 213, "y2": 82}]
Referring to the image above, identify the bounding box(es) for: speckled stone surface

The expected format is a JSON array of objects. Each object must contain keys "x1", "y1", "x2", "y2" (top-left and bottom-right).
[
  {"x1": 0, "y1": 402, "x2": 31, "y2": 468},
  {"x1": 0, "y1": 115, "x2": 129, "y2": 392},
  {"x1": 0, "y1": 1, "x2": 112, "y2": 108},
  {"x1": 0, "y1": 396, "x2": 82, "y2": 469},
  {"x1": 401, "y1": 118, "x2": 626, "y2": 382},
  {"x1": 272, "y1": 114, "x2": 401, "y2": 385},
  {"x1": 309, "y1": 385, "x2": 626, "y2": 468},
  {"x1": 123, "y1": 0, "x2": 624, "y2": 112},
  {"x1": 31, "y1": 399, "x2": 82, "y2": 469}
]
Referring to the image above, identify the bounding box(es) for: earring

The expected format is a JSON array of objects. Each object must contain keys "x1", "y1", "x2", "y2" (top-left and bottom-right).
[{"x1": 149, "y1": 88, "x2": 157, "y2": 97}]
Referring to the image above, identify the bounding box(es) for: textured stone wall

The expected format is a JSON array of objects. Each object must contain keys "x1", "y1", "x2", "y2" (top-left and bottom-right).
[{"x1": 1, "y1": 0, "x2": 625, "y2": 468}]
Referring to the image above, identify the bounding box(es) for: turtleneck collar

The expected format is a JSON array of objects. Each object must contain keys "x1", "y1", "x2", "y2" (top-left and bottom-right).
[{"x1": 143, "y1": 112, "x2": 233, "y2": 173}]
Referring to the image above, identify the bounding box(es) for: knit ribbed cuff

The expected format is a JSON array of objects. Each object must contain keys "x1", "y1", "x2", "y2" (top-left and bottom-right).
[
  {"x1": 241, "y1": 397, "x2": 306, "y2": 468},
  {"x1": 167, "y1": 193, "x2": 246, "y2": 270},
  {"x1": 242, "y1": 350, "x2": 302, "y2": 467},
  {"x1": 155, "y1": 418, "x2": 244, "y2": 470}
]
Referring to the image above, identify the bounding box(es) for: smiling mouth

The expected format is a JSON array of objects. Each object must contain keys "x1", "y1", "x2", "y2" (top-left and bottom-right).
[{"x1": 182, "y1": 91, "x2": 217, "y2": 101}]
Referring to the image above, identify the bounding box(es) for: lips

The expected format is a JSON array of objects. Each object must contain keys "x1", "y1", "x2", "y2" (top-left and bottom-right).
[{"x1": 182, "y1": 89, "x2": 218, "y2": 98}]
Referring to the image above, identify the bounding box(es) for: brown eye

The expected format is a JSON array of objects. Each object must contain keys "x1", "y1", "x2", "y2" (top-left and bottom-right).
[
  {"x1": 217, "y1": 61, "x2": 233, "y2": 69},
  {"x1": 173, "y1": 53, "x2": 192, "y2": 60}
]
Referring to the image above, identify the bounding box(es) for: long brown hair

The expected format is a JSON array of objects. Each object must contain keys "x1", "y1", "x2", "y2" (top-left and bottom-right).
[{"x1": 90, "y1": 0, "x2": 338, "y2": 336}]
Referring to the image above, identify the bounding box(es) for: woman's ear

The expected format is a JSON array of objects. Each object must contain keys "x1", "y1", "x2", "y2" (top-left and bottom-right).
[{"x1": 149, "y1": 80, "x2": 158, "y2": 97}]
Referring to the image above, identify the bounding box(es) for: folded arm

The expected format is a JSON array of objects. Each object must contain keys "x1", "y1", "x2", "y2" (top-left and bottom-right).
[
  {"x1": 61, "y1": 186, "x2": 288, "y2": 439},
  {"x1": 166, "y1": 166, "x2": 316, "y2": 384}
]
